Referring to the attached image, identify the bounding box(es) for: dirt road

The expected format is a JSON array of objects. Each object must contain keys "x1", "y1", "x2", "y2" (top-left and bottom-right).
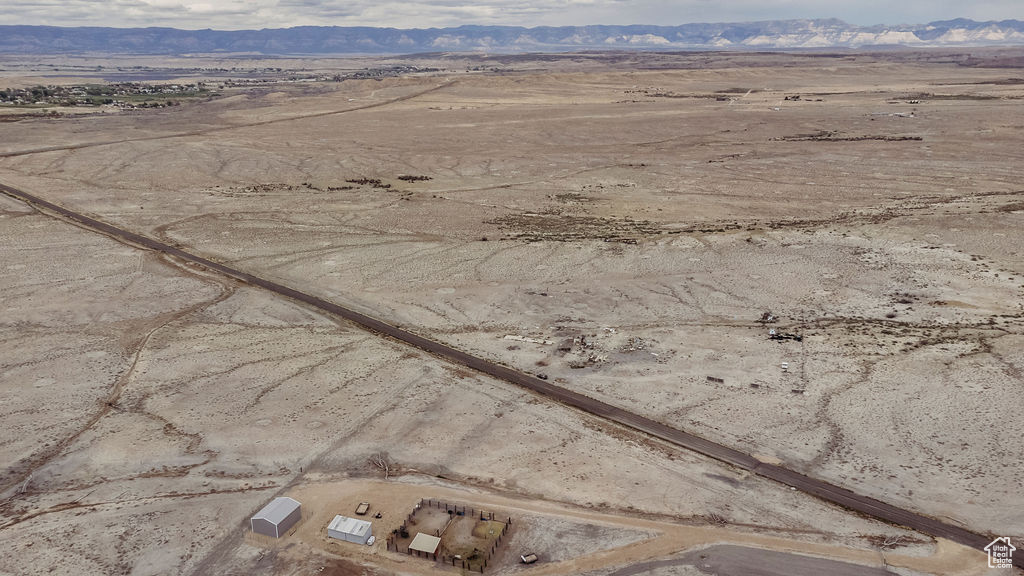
[
  {"x1": 0, "y1": 79, "x2": 455, "y2": 159},
  {"x1": 1, "y1": 182, "x2": 1018, "y2": 570},
  {"x1": 606, "y1": 545, "x2": 895, "y2": 576}
]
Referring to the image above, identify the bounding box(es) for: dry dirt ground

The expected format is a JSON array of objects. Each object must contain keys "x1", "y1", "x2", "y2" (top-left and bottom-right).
[{"x1": 0, "y1": 50, "x2": 1021, "y2": 575}]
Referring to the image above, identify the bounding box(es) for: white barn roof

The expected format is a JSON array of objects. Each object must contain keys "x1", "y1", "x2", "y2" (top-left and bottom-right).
[
  {"x1": 253, "y1": 497, "x2": 301, "y2": 525},
  {"x1": 328, "y1": 515, "x2": 372, "y2": 537},
  {"x1": 410, "y1": 533, "x2": 441, "y2": 554}
]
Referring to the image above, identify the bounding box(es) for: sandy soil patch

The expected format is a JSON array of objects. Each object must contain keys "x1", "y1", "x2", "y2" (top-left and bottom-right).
[{"x1": 1, "y1": 50, "x2": 1021, "y2": 574}]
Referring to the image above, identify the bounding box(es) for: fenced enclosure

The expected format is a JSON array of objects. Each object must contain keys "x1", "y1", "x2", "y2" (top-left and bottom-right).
[{"x1": 386, "y1": 498, "x2": 512, "y2": 572}]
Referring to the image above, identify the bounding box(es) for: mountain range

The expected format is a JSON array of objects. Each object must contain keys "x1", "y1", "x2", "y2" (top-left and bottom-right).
[{"x1": 1, "y1": 18, "x2": 1023, "y2": 55}]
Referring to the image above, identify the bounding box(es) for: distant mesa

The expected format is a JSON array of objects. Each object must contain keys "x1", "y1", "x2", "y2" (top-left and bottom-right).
[{"x1": 1, "y1": 19, "x2": 1023, "y2": 55}]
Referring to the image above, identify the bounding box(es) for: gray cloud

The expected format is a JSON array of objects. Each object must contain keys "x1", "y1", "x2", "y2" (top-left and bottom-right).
[{"x1": 1, "y1": 0, "x2": 1020, "y2": 29}]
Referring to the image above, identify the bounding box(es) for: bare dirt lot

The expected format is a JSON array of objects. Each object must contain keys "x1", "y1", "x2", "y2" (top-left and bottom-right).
[{"x1": 1, "y1": 49, "x2": 1021, "y2": 575}]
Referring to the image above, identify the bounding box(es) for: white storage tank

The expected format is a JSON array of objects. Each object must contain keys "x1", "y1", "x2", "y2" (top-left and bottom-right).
[{"x1": 327, "y1": 514, "x2": 372, "y2": 544}]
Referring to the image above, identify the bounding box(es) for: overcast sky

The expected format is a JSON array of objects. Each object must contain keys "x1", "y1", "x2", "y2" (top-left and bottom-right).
[{"x1": 4, "y1": 0, "x2": 1021, "y2": 30}]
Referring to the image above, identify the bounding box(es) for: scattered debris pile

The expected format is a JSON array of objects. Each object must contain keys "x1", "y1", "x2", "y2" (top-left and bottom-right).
[
  {"x1": 770, "y1": 130, "x2": 922, "y2": 142},
  {"x1": 346, "y1": 178, "x2": 392, "y2": 189},
  {"x1": 621, "y1": 336, "x2": 649, "y2": 352},
  {"x1": 550, "y1": 192, "x2": 591, "y2": 204},
  {"x1": 561, "y1": 334, "x2": 609, "y2": 369},
  {"x1": 486, "y1": 212, "x2": 662, "y2": 243},
  {"x1": 503, "y1": 334, "x2": 553, "y2": 345},
  {"x1": 768, "y1": 328, "x2": 803, "y2": 342}
]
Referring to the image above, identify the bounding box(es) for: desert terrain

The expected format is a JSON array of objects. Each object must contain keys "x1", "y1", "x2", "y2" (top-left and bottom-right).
[{"x1": 0, "y1": 49, "x2": 1022, "y2": 575}]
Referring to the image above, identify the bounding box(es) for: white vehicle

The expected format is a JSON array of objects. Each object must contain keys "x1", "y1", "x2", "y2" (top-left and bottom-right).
[{"x1": 366, "y1": 535, "x2": 376, "y2": 546}]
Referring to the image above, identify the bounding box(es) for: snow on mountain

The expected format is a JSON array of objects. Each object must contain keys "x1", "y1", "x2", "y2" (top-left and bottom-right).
[{"x1": 0, "y1": 19, "x2": 1021, "y2": 54}]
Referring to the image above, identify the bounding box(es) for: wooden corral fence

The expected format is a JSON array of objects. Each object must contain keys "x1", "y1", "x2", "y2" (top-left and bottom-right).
[{"x1": 385, "y1": 498, "x2": 512, "y2": 573}]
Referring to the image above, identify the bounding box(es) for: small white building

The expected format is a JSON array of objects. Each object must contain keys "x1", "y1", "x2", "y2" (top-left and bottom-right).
[
  {"x1": 328, "y1": 514, "x2": 372, "y2": 544},
  {"x1": 251, "y1": 497, "x2": 302, "y2": 538}
]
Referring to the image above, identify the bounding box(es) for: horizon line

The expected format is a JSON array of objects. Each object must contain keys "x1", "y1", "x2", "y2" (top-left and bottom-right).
[{"x1": 3, "y1": 17, "x2": 1023, "y2": 34}]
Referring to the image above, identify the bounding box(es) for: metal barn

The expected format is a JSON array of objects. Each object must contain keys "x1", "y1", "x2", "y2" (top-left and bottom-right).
[
  {"x1": 327, "y1": 514, "x2": 373, "y2": 544},
  {"x1": 251, "y1": 497, "x2": 302, "y2": 538}
]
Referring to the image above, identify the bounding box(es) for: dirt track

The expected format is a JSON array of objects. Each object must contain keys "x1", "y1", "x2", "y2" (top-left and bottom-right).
[
  {"x1": 2, "y1": 181, "x2": 1016, "y2": 570},
  {"x1": 0, "y1": 79, "x2": 455, "y2": 159},
  {"x1": 606, "y1": 545, "x2": 895, "y2": 576}
]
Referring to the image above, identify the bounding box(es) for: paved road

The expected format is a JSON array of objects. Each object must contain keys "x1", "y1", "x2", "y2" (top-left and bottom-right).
[
  {"x1": 606, "y1": 545, "x2": 896, "y2": 576},
  {"x1": 1, "y1": 182, "x2": 1017, "y2": 570}
]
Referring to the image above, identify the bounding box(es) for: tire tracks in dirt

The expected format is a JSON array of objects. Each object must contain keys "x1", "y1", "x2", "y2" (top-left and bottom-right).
[
  {"x1": 0, "y1": 80, "x2": 457, "y2": 160},
  {"x1": 1, "y1": 182, "x2": 1020, "y2": 569},
  {"x1": 0, "y1": 484, "x2": 277, "y2": 531},
  {"x1": 0, "y1": 236, "x2": 235, "y2": 498}
]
